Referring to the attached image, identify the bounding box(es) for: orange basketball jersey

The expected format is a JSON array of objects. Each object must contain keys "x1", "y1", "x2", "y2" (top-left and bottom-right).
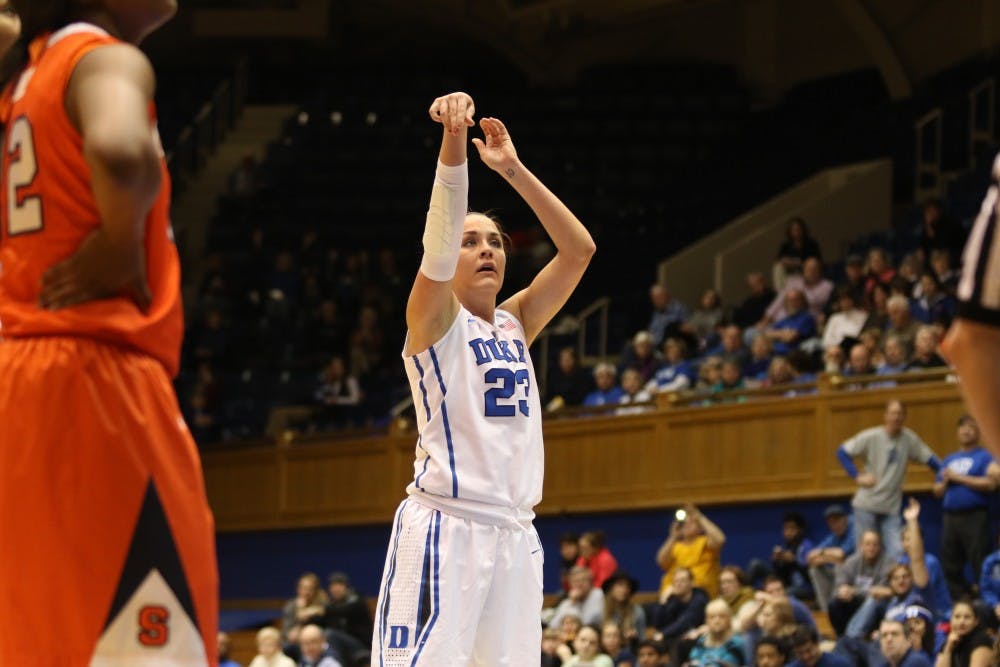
[{"x1": 0, "y1": 23, "x2": 183, "y2": 375}]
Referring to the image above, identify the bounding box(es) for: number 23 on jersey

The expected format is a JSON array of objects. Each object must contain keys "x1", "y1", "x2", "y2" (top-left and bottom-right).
[{"x1": 485, "y1": 367, "x2": 530, "y2": 417}]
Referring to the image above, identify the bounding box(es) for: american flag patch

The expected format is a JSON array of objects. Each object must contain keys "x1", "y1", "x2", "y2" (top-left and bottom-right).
[{"x1": 498, "y1": 317, "x2": 517, "y2": 331}]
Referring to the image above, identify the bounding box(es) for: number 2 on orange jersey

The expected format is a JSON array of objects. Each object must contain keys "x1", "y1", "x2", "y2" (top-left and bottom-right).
[{"x1": 5, "y1": 116, "x2": 43, "y2": 235}]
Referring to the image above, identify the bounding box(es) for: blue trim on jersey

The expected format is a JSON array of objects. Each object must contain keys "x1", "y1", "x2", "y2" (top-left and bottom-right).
[
  {"x1": 414, "y1": 434, "x2": 430, "y2": 491},
  {"x1": 411, "y1": 356, "x2": 432, "y2": 422},
  {"x1": 413, "y1": 514, "x2": 434, "y2": 642},
  {"x1": 411, "y1": 510, "x2": 442, "y2": 666},
  {"x1": 411, "y1": 356, "x2": 432, "y2": 491},
  {"x1": 378, "y1": 500, "x2": 408, "y2": 666},
  {"x1": 428, "y1": 346, "x2": 458, "y2": 498}
]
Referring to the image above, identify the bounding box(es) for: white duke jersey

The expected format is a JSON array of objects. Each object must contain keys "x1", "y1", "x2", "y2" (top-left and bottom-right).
[{"x1": 403, "y1": 306, "x2": 543, "y2": 517}]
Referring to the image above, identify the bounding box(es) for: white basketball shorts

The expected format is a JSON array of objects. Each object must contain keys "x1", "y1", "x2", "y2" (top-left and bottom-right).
[{"x1": 372, "y1": 497, "x2": 544, "y2": 666}]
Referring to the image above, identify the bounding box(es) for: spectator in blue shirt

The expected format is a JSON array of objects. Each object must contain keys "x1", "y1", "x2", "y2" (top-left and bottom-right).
[
  {"x1": 648, "y1": 283, "x2": 690, "y2": 347},
  {"x1": 744, "y1": 334, "x2": 774, "y2": 381},
  {"x1": 877, "y1": 618, "x2": 932, "y2": 667},
  {"x1": 218, "y1": 632, "x2": 242, "y2": 667},
  {"x1": 897, "y1": 498, "x2": 951, "y2": 621},
  {"x1": 846, "y1": 563, "x2": 928, "y2": 640},
  {"x1": 646, "y1": 337, "x2": 696, "y2": 394},
  {"x1": 896, "y1": 604, "x2": 937, "y2": 663},
  {"x1": 762, "y1": 576, "x2": 817, "y2": 631},
  {"x1": 706, "y1": 324, "x2": 750, "y2": 369},
  {"x1": 807, "y1": 504, "x2": 856, "y2": 613},
  {"x1": 770, "y1": 513, "x2": 815, "y2": 602},
  {"x1": 876, "y1": 335, "x2": 909, "y2": 377},
  {"x1": 763, "y1": 289, "x2": 817, "y2": 356},
  {"x1": 910, "y1": 272, "x2": 956, "y2": 326},
  {"x1": 583, "y1": 363, "x2": 625, "y2": 407},
  {"x1": 755, "y1": 635, "x2": 791, "y2": 667},
  {"x1": 788, "y1": 624, "x2": 850, "y2": 667},
  {"x1": 932, "y1": 415, "x2": 1000, "y2": 602},
  {"x1": 979, "y1": 547, "x2": 1000, "y2": 628}
]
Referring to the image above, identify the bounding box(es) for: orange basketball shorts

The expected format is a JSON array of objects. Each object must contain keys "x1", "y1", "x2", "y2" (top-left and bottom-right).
[{"x1": 0, "y1": 336, "x2": 218, "y2": 666}]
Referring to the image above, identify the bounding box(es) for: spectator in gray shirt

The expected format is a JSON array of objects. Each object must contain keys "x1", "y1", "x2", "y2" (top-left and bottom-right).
[
  {"x1": 827, "y1": 530, "x2": 895, "y2": 637},
  {"x1": 836, "y1": 400, "x2": 941, "y2": 559},
  {"x1": 549, "y1": 566, "x2": 605, "y2": 630}
]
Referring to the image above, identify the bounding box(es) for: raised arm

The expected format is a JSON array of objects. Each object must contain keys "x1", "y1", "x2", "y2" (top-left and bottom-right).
[
  {"x1": 687, "y1": 504, "x2": 726, "y2": 549},
  {"x1": 39, "y1": 44, "x2": 161, "y2": 310},
  {"x1": 471, "y1": 118, "x2": 595, "y2": 344},
  {"x1": 902, "y1": 498, "x2": 929, "y2": 588},
  {"x1": 656, "y1": 521, "x2": 680, "y2": 570},
  {"x1": 404, "y1": 92, "x2": 474, "y2": 354}
]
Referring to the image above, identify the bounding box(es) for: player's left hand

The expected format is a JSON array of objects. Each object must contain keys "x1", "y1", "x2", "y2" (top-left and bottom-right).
[
  {"x1": 428, "y1": 91, "x2": 475, "y2": 135},
  {"x1": 39, "y1": 230, "x2": 152, "y2": 312},
  {"x1": 472, "y1": 117, "x2": 519, "y2": 177}
]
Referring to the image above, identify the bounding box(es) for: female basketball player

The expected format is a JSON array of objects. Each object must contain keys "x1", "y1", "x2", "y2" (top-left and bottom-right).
[
  {"x1": 0, "y1": 2, "x2": 218, "y2": 664},
  {"x1": 942, "y1": 155, "x2": 1000, "y2": 461},
  {"x1": 373, "y1": 91, "x2": 595, "y2": 665}
]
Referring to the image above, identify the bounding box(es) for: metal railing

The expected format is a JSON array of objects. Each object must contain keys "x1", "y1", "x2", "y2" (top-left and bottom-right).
[
  {"x1": 165, "y1": 56, "x2": 249, "y2": 193},
  {"x1": 969, "y1": 78, "x2": 995, "y2": 168},
  {"x1": 661, "y1": 367, "x2": 953, "y2": 409},
  {"x1": 532, "y1": 296, "x2": 612, "y2": 396},
  {"x1": 345, "y1": 296, "x2": 614, "y2": 431},
  {"x1": 914, "y1": 108, "x2": 943, "y2": 202}
]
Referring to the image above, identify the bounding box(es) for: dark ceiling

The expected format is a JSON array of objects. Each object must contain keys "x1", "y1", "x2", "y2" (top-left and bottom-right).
[{"x1": 152, "y1": 0, "x2": 1000, "y2": 101}]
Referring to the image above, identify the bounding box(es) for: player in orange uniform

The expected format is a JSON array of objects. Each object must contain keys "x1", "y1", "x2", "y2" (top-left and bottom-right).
[{"x1": 0, "y1": 2, "x2": 218, "y2": 665}]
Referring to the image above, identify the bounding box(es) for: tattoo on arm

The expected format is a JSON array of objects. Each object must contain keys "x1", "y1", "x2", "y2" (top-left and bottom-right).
[{"x1": 505, "y1": 167, "x2": 516, "y2": 178}]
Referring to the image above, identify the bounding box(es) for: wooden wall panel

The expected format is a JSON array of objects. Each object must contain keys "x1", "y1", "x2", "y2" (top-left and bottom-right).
[
  {"x1": 281, "y1": 444, "x2": 391, "y2": 522},
  {"x1": 202, "y1": 381, "x2": 967, "y2": 531},
  {"x1": 203, "y1": 450, "x2": 280, "y2": 529}
]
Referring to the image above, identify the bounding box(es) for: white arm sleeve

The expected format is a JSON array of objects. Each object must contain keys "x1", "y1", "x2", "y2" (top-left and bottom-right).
[{"x1": 419, "y1": 160, "x2": 469, "y2": 282}]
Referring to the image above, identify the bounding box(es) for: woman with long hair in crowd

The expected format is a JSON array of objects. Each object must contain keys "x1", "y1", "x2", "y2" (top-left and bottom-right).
[
  {"x1": 934, "y1": 600, "x2": 993, "y2": 667},
  {"x1": 600, "y1": 622, "x2": 637, "y2": 667},
  {"x1": 602, "y1": 571, "x2": 647, "y2": 649},
  {"x1": 280, "y1": 572, "x2": 329, "y2": 645}
]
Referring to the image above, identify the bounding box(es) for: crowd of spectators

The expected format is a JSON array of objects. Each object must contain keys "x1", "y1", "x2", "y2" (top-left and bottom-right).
[
  {"x1": 233, "y1": 571, "x2": 375, "y2": 667},
  {"x1": 544, "y1": 210, "x2": 964, "y2": 415},
  {"x1": 181, "y1": 203, "x2": 967, "y2": 438},
  {"x1": 534, "y1": 408, "x2": 999, "y2": 667},
  {"x1": 177, "y1": 216, "x2": 416, "y2": 442},
  {"x1": 217, "y1": 405, "x2": 997, "y2": 667},
  {"x1": 178, "y1": 175, "x2": 568, "y2": 442}
]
